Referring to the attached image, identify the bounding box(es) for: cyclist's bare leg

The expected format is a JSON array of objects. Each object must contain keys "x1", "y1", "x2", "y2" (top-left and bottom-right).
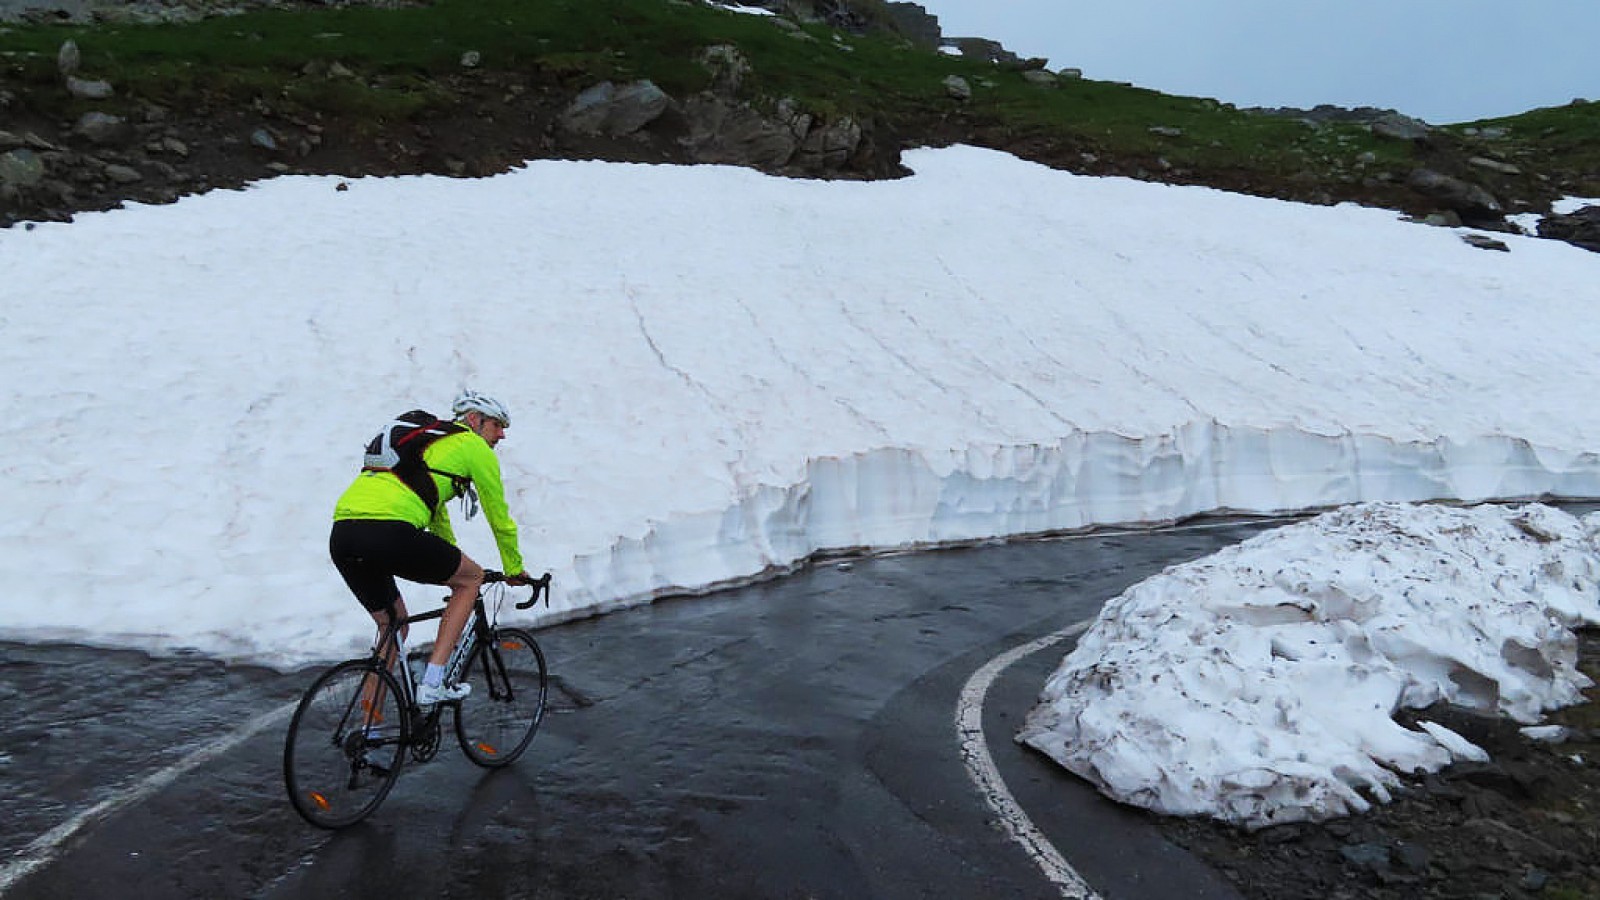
[
  {"x1": 361, "y1": 595, "x2": 410, "y2": 724},
  {"x1": 428, "y1": 554, "x2": 484, "y2": 669},
  {"x1": 371, "y1": 595, "x2": 411, "y2": 664}
]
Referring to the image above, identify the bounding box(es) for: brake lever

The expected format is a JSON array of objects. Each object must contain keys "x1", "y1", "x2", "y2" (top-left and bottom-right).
[{"x1": 514, "y1": 572, "x2": 552, "y2": 610}]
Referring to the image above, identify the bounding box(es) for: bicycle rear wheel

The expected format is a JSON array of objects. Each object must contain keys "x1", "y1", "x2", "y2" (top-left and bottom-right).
[
  {"x1": 453, "y1": 627, "x2": 547, "y2": 768},
  {"x1": 283, "y1": 659, "x2": 407, "y2": 828}
]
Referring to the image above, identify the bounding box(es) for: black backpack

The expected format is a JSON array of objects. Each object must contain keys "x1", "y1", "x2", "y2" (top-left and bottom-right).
[{"x1": 362, "y1": 410, "x2": 470, "y2": 510}]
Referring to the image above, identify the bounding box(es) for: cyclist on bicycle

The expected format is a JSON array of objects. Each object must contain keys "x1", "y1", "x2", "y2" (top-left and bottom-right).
[{"x1": 330, "y1": 390, "x2": 534, "y2": 708}]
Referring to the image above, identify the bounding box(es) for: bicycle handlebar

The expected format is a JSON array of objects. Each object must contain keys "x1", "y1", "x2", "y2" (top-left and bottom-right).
[{"x1": 480, "y1": 569, "x2": 553, "y2": 609}]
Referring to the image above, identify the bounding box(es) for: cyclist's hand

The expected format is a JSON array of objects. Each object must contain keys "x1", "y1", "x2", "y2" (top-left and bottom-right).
[{"x1": 505, "y1": 571, "x2": 533, "y2": 587}]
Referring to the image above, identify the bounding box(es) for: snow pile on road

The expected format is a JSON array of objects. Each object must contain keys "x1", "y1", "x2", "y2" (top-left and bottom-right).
[{"x1": 1019, "y1": 502, "x2": 1600, "y2": 828}]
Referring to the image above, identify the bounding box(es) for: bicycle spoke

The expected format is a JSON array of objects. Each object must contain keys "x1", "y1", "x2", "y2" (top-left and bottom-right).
[
  {"x1": 453, "y1": 628, "x2": 547, "y2": 768},
  {"x1": 284, "y1": 661, "x2": 406, "y2": 828}
]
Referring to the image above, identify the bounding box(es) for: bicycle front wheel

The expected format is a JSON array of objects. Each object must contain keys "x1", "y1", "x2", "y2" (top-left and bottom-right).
[
  {"x1": 453, "y1": 627, "x2": 547, "y2": 768},
  {"x1": 283, "y1": 659, "x2": 407, "y2": 828}
]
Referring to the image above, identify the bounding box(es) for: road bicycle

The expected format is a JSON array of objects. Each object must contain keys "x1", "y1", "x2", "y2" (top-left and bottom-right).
[{"x1": 283, "y1": 570, "x2": 551, "y2": 828}]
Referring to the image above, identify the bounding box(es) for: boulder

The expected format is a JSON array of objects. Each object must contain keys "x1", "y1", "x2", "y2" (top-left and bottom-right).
[
  {"x1": 1538, "y1": 206, "x2": 1600, "y2": 252},
  {"x1": 682, "y1": 94, "x2": 806, "y2": 168},
  {"x1": 559, "y1": 80, "x2": 673, "y2": 138},
  {"x1": 881, "y1": 1, "x2": 941, "y2": 49},
  {"x1": 1369, "y1": 113, "x2": 1432, "y2": 142},
  {"x1": 943, "y1": 75, "x2": 971, "y2": 101},
  {"x1": 0, "y1": 148, "x2": 46, "y2": 188},
  {"x1": 793, "y1": 115, "x2": 861, "y2": 173},
  {"x1": 1406, "y1": 168, "x2": 1501, "y2": 218},
  {"x1": 698, "y1": 44, "x2": 752, "y2": 96}
]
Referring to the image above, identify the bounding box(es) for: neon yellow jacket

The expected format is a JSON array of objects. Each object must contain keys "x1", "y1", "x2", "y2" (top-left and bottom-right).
[{"x1": 333, "y1": 429, "x2": 525, "y2": 575}]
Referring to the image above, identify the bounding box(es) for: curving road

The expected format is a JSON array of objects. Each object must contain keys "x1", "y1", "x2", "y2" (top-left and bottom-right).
[{"x1": 1, "y1": 517, "x2": 1284, "y2": 899}]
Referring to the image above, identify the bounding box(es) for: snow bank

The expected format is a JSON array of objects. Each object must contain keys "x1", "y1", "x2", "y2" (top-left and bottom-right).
[
  {"x1": 4, "y1": 146, "x2": 1600, "y2": 667},
  {"x1": 1018, "y1": 502, "x2": 1600, "y2": 828}
]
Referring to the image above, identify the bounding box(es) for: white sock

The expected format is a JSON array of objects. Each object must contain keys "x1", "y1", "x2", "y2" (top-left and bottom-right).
[{"x1": 424, "y1": 663, "x2": 446, "y2": 688}]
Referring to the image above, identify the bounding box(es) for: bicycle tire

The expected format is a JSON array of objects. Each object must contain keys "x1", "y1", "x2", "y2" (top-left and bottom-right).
[
  {"x1": 283, "y1": 659, "x2": 407, "y2": 828},
  {"x1": 453, "y1": 627, "x2": 547, "y2": 768}
]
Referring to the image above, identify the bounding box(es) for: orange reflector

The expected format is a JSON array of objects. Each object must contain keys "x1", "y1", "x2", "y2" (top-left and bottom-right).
[
  {"x1": 475, "y1": 742, "x2": 499, "y2": 756},
  {"x1": 500, "y1": 640, "x2": 523, "y2": 651},
  {"x1": 309, "y1": 791, "x2": 331, "y2": 811}
]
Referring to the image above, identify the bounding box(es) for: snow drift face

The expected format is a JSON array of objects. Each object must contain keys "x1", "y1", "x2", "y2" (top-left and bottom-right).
[
  {"x1": 1, "y1": 146, "x2": 1599, "y2": 667},
  {"x1": 1017, "y1": 502, "x2": 1600, "y2": 829}
]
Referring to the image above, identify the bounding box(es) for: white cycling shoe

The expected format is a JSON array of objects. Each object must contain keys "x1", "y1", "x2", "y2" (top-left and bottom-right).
[{"x1": 416, "y1": 681, "x2": 471, "y2": 708}]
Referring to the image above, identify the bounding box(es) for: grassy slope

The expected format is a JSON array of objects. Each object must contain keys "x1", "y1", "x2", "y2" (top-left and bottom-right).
[{"x1": 1, "y1": 0, "x2": 1595, "y2": 203}]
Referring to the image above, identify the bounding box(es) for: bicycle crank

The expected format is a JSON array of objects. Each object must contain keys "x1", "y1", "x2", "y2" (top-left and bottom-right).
[{"x1": 411, "y1": 710, "x2": 443, "y2": 763}]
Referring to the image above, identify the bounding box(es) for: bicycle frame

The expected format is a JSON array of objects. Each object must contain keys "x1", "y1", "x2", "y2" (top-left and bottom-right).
[
  {"x1": 365, "y1": 570, "x2": 551, "y2": 719},
  {"x1": 286, "y1": 569, "x2": 551, "y2": 827}
]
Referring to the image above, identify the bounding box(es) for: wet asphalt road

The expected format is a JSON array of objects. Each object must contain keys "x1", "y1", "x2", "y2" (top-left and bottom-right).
[{"x1": 1, "y1": 518, "x2": 1284, "y2": 900}]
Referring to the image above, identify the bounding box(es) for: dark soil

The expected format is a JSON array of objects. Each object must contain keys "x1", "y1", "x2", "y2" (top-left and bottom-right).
[{"x1": 1154, "y1": 630, "x2": 1600, "y2": 900}]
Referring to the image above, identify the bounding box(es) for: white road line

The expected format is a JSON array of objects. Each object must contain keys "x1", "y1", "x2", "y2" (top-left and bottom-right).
[
  {"x1": 0, "y1": 701, "x2": 297, "y2": 896},
  {"x1": 957, "y1": 617, "x2": 1100, "y2": 900},
  {"x1": 2, "y1": 515, "x2": 1278, "y2": 896}
]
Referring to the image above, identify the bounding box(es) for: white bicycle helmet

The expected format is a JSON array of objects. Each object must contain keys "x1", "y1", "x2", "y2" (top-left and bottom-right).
[{"x1": 452, "y1": 390, "x2": 510, "y2": 426}]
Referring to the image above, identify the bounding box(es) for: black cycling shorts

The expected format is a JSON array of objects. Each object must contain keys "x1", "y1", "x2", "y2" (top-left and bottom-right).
[{"x1": 329, "y1": 519, "x2": 463, "y2": 613}]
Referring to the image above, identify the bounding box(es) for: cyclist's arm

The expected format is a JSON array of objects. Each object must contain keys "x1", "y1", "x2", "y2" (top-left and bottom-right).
[
  {"x1": 434, "y1": 432, "x2": 525, "y2": 575},
  {"x1": 467, "y1": 445, "x2": 525, "y2": 576}
]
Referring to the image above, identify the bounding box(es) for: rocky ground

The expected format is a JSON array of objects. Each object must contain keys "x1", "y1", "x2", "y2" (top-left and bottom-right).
[
  {"x1": 1154, "y1": 630, "x2": 1600, "y2": 900},
  {"x1": 4, "y1": 0, "x2": 1599, "y2": 250}
]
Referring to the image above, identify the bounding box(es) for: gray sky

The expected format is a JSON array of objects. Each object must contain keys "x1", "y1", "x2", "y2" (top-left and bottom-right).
[{"x1": 912, "y1": 0, "x2": 1599, "y2": 123}]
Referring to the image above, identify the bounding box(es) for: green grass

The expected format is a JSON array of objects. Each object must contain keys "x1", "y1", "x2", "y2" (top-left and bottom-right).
[{"x1": 0, "y1": 0, "x2": 1588, "y2": 198}]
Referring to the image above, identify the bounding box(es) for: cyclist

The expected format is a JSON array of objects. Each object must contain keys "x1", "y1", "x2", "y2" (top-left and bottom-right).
[{"x1": 330, "y1": 390, "x2": 533, "y2": 708}]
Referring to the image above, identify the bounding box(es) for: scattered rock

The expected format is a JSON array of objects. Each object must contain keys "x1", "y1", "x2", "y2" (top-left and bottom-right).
[
  {"x1": 56, "y1": 39, "x2": 80, "y2": 76},
  {"x1": 1468, "y1": 156, "x2": 1521, "y2": 176},
  {"x1": 249, "y1": 128, "x2": 278, "y2": 152},
  {"x1": 1461, "y1": 233, "x2": 1510, "y2": 252},
  {"x1": 102, "y1": 163, "x2": 143, "y2": 184},
  {"x1": 66, "y1": 77, "x2": 115, "y2": 100},
  {"x1": 1340, "y1": 842, "x2": 1391, "y2": 871},
  {"x1": 942, "y1": 74, "x2": 970, "y2": 101},
  {"x1": 73, "y1": 112, "x2": 130, "y2": 146}
]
